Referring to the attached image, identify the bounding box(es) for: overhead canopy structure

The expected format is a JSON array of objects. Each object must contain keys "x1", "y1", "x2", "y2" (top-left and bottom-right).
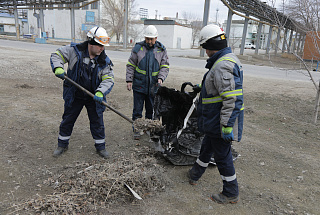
[
  {"x1": 0, "y1": 0, "x2": 93, "y2": 12},
  {"x1": 1, "y1": 0, "x2": 305, "y2": 54},
  {"x1": 221, "y1": 0, "x2": 301, "y2": 31},
  {"x1": 0, "y1": 0, "x2": 99, "y2": 41}
]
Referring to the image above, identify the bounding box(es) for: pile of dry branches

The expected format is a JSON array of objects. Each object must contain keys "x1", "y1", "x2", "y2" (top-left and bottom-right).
[
  {"x1": 133, "y1": 118, "x2": 164, "y2": 134},
  {"x1": 8, "y1": 154, "x2": 170, "y2": 214}
]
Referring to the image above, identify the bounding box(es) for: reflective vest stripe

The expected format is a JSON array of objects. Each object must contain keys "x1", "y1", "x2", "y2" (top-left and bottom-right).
[
  {"x1": 129, "y1": 65, "x2": 159, "y2": 76},
  {"x1": 127, "y1": 62, "x2": 147, "y2": 75},
  {"x1": 102, "y1": 75, "x2": 114, "y2": 81},
  {"x1": 160, "y1": 64, "x2": 169, "y2": 68},
  {"x1": 58, "y1": 134, "x2": 70, "y2": 140},
  {"x1": 136, "y1": 67, "x2": 146, "y2": 75},
  {"x1": 220, "y1": 89, "x2": 243, "y2": 98},
  {"x1": 221, "y1": 173, "x2": 237, "y2": 182},
  {"x1": 213, "y1": 57, "x2": 236, "y2": 69},
  {"x1": 196, "y1": 158, "x2": 209, "y2": 167},
  {"x1": 95, "y1": 139, "x2": 105, "y2": 144},
  {"x1": 55, "y1": 51, "x2": 66, "y2": 63},
  {"x1": 202, "y1": 96, "x2": 223, "y2": 104},
  {"x1": 240, "y1": 104, "x2": 244, "y2": 111},
  {"x1": 152, "y1": 71, "x2": 159, "y2": 76},
  {"x1": 127, "y1": 62, "x2": 137, "y2": 68}
]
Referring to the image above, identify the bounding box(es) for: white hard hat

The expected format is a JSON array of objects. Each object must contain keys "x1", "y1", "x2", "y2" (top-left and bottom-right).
[
  {"x1": 199, "y1": 24, "x2": 225, "y2": 45},
  {"x1": 87, "y1": 26, "x2": 110, "y2": 46},
  {"x1": 144, "y1": 25, "x2": 158, "y2": 38}
]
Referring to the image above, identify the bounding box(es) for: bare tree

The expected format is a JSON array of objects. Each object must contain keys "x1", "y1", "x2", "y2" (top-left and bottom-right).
[
  {"x1": 267, "y1": 0, "x2": 320, "y2": 122},
  {"x1": 100, "y1": 0, "x2": 138, "y2": 44},
  {"x1": 190, "y1": 21, "x2": 202, "y2": 47},
  {"x1": 181, "y1": 11, "x2": 202, "y2": 47},
  {"x1": 181, "y1": 11, "x2": 199, "y2": 25}
]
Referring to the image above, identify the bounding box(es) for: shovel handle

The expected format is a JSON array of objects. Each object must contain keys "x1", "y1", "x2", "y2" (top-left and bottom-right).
[{"x1": 64, "y1": 76, "x2": 133, "y2": 123}]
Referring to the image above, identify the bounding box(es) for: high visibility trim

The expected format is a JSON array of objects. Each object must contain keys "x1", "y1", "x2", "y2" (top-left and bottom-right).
[
  {"x1": 212, "y1": 57, "x2": 236, "y2": 70},
  {"x1": 102, "y1": 75, "x2": 114, "y2": 81},
  {"x1": 95, "y1": 139, "x2": 105, "y2": 144},
  {"x1": 140, "y1": 47, "x2": 143, "y2": 51},
  {"x1": 127, "y1": 62, "x2": 137, "y2": 68},
  {"x1": 152, "y1": 71, "x2": 159, "y2": 76},
  {"x1": 221, "y1": 173, "x2": 237, "y2": 182},
  {"x1": 202, "y1": 96, "x2": 223, "y2": 104},
  {"x1": 196, "y1": 158, "x2": 209, "y2": 167},
  {"x1": 220, "y1": 89, "x2": 243, "y2": 98},
  {"x1": 160, "y1": 65, "x2": 169, "y2": 68},
  {"x1": 55, "y1": 51, "x2": 66, "y2": 63},
  {"x1": 58, "y1": 135, "x2": 70, "y2": 140},
  {"x1": 136, "y1": 67, "x2": 146, "y2": 75},
  {"x1": 240, "y1": 104, "x2": 244, "y2": 111}
]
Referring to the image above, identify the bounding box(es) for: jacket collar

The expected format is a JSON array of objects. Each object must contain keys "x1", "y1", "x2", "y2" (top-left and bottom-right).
[
  {"x1": 138, "y1": 40, "x2": 166, "y2": 51},
  {"x1": 75, "y1": 41, "x2": 107, "y2": 66},
  {"x1": 205, "y1": 47, "x2": 232, "y2": 69}
]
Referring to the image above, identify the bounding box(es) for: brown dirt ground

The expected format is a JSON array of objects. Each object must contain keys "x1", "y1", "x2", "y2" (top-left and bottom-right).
[{"x1": 0, "y1": 40, "x2": 319, "y2": 215}]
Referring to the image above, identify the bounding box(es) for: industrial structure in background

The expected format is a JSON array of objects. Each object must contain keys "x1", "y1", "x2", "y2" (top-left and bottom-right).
[{"x1": 0, "y1": 0, "x2": 315, "y2": 60}]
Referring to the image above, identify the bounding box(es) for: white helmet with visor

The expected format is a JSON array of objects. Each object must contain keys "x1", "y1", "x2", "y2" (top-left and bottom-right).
[{"x1": 87, "y1": 26, "x2": 110, "y2": 46}]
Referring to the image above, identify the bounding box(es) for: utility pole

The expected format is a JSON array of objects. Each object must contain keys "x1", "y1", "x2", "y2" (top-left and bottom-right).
[
  {"x1": 13, "y1": 0, "x2": 20, "y2": 40},
  {"x1": 123, "y1": 0, "x2": 128, "y2": 49},
  {"x1": 215, "y1": 8, "x2": 219, "y2": 24},
  {"x1": 200, "y1": 0, "x2": 211, "y2": 57}
]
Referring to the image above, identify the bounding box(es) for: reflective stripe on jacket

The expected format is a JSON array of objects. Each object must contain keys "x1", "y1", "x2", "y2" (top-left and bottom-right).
[
  {"x1": 126, "y1": 41, "x2": 169, "y2": 95},
  {"x1": 50, "y1": 41, "x2": 114, "y2": 113},
  {"x1": 197, "y1": 47, "x2": 244, "y2": 141}
]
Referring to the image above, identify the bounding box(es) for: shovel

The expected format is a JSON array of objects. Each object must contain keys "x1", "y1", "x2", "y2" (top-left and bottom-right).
[{"x1": 64, "y1": 76, "x2": 133, "y2": 123}]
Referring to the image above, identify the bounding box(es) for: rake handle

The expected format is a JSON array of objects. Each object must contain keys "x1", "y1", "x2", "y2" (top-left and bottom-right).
[{"x1": 64, "y1": 76, "x2": 133, "y2": 124}]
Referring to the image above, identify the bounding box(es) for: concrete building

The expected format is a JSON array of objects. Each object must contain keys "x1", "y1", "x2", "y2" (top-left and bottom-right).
[
  {"x1": 27, "y1": 2, "x2": 99, "y2": 41},
  {"x1": 0, "y1": 12, "x2": 28, "y2": 36},
  {"x1": 144, "y1": 19, "x2": 192, "y2": 49}
]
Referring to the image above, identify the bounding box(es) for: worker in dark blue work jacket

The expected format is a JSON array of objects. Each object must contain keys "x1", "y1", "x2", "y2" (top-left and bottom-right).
[
  {"x1": 50, "y1": 26, "x2": 114, "y2": 158},
  {"x1": 187, "y1": 24, "x2": 244, "y2": 204},
  {"x1": 126, "y1": 25, "x2": 169, "y2": 140}
]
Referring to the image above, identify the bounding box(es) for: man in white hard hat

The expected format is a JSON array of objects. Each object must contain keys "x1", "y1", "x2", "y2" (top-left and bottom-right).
[
  {"x1": 126, "y1": 25, "x2": 169, "y2": 140},
  {"x1": 50, "y1": 26, "x2": 114, "y2": 158},
  {"x1": 187, "y1": 24, "x2": 244, "y2": 204}
]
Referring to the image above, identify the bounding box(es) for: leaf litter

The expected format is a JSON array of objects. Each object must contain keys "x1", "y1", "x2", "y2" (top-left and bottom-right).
[{"x1": 7, "y1": 152, "x2": 171, "y2": 214}]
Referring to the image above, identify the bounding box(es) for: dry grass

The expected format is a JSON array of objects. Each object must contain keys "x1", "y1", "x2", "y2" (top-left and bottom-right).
[{"x1": 7, "y1": 154, "x2": 171, "y2": 214}]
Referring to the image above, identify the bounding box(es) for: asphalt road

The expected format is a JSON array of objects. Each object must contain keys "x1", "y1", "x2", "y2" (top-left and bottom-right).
[{"x1": 1, "y1": 39, "x2": 320, "y2": 83}]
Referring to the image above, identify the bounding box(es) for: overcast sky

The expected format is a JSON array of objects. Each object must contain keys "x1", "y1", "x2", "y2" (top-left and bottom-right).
[{"x1": 134, "y1": 0, "x2": 230, "y2": 24}]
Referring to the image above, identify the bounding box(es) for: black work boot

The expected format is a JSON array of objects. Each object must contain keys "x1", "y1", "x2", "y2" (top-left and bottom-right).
[
  {"x1": 187, "y1": 169, "x2": 198, "y2": 185},
  {"x1": 210, "y1": 193, "x2": 239, "y2": 204},
  {"x1": 97, "y1": 149, "x2": 109, "y2": 158},
  {"x1": 53, "y1": 146, "x2": 68, "y2": 157}
]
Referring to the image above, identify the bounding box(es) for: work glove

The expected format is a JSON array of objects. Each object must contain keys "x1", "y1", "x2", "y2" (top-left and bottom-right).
[
  {"x1": 192, "y1": 84, "x2": 202, "y2": 93},
  {"x1": 93, "y1": 91, "x2": 103, "y2": 104},
  {"x1": 222, "y1": 126, "x2": 234, "y2": 142},
  {"x1": 54, "y1": 67, "x2": 66, "y2": 80}
]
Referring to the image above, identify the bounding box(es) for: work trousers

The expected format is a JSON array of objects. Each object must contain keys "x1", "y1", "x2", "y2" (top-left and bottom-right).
[
  {"x1": 190, "y1": 135, "x2": 239, "y2": 197},
  {"x1": 57, "y1": 98, "x2": 106, "y2": 150},
  {"x1": 132, "y1": 90, "x2": 154, "y2": 121}
]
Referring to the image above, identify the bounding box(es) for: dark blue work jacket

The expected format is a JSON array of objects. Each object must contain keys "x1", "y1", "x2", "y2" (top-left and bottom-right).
[{"x1": 62, "y1": 42, "x2": 113, "y2": 113}]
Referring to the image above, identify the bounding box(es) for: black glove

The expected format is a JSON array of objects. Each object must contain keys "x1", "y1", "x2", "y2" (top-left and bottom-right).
[{"x1": 192, "y1": 84, "x2": 202, "y2": 93}]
